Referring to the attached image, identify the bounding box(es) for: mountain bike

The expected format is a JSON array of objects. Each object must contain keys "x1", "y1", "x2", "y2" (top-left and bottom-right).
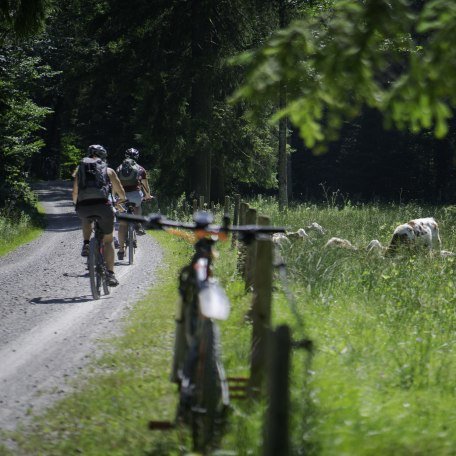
[
  {"x1": 117, "y1": 210, "x2": 285, "y2": 452},
  {"x1": 87, "y1": 216, "x2": 110, "y2": 300},
  {"x1": 122, "y1": 201, "x2": 138, "y2": 264}
]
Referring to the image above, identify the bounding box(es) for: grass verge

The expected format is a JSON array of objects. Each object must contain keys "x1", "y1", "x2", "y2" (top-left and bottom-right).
[{"x1": 0, "y1": 203, "x2": 45, "y2": 257}]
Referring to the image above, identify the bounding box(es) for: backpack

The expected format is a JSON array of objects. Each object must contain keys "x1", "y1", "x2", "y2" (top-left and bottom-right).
[
  {"x1": 77, "y1": 157, "x2": 110, "y2": 202},
  {"x1": 118, "y1": 158, "x2": 140, "y2": 186}
]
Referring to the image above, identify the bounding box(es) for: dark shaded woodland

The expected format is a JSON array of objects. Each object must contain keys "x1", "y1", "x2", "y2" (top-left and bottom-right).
[{"x1": 1, "y1": 0, "x2": 456, "y2": 214}]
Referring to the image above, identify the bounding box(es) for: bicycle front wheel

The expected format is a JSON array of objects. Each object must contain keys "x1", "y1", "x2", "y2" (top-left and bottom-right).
[
  {"x1": 88, "y1": 238, "x2": 101, "y2": 300},
  {"x1": 191, "y1": 318, "x2": 230, "y2": 453},
  {"x1": 127, "y1": 223, "x2": 135, "y2": 265}
]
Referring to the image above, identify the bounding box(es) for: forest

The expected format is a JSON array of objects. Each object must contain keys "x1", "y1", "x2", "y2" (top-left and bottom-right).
[{"x1": 1, "y1": 0, "x2": 456, "y2": 214}]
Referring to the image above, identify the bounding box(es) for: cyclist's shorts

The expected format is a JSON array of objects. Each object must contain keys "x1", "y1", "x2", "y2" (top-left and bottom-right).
[
  {"x1": 125, "y1": 190, "x2": 142, "y2": 208},
  {"x1": 76, "y1": 203, "x2": 114, "y2": 235}
]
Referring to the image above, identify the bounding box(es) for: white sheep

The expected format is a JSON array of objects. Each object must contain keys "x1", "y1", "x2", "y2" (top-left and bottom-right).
[
  {"x1": 324, "y1": 237, "x2": 357, "y2": 250},
  {"x1": 305, "y1": 222, "x2": 325, "y2": 236},
  {"x1": 386, "y1": 217, "x2": 441, "y2": 256}
]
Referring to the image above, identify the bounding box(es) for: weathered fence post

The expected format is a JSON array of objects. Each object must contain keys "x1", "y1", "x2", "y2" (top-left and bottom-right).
[
  {"x1": 224, "y1": 196, "x2": 231, "y2": 217},
  {"x1": 193, "y1": 199, "x2": 198, "y2": 214},
  {"x1": 237, "y1": 202, "x2": 250, "y2": 274},
  {"x1": 244, "y1": 207, "x2": 258, "y2": 289},
  {"x1": 199, "y1": 196, "x2": 205, "y2": 210},
  {"x1": 249, "y1": 215, "x2": 273, "y2": 394},
  {"x1": 263, "y1": 325, "x2": 291, "y2": 456},
  {"x1": 231, "y1": 194, "x2": 240, "y2": 248}
]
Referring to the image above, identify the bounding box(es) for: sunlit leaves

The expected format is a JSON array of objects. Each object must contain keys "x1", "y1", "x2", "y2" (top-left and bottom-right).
[{"x1": 232, "y1": 0, "x2": 456, "y2": 151}]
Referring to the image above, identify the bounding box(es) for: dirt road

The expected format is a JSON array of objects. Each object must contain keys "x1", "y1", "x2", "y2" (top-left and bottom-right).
[{"x1": 0, "y1": 181, "x2": 162, "y2": 431}]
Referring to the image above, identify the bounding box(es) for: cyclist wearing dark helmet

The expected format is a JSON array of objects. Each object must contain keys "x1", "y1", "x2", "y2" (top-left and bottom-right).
[
  {"x1": 116, "y1": 147, "x2": 153, "y2": 260},
  {"x1": 72, "y1": 144, "x2": 126, "y2": 286}
]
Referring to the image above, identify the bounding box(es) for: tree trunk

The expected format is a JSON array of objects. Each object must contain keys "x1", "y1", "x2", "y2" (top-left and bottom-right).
[
  {"x1": 189, "y1": 0, "x2": 214, "y2": 202},
  {"x1": 278, "y1": 0, "x2": 288, "y2": 210}
]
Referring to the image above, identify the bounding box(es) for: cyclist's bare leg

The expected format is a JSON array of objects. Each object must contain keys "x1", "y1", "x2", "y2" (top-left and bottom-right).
[
  {"x1": 103, "y1": 233, "x2": 115, "y2": 271},
  {"x1": 82, "y1": 219, "x2": 91, "y2": 241}
]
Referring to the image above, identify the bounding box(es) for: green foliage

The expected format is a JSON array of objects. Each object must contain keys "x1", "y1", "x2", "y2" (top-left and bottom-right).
[
  {"x1": 232, "y1": 0, "x2": 456, "y2": 151},
  {"x1": 60, "y1": 134, "x2": 83, "y2": 179},
  {"x1": 0, "y1": 0, "x2": 50, "y2": 39},
  {"x1": 0, "y1": 45, "x2": 50, "y2": 211},
  {"x1": 0, "y1": 207, "x2": 43, "y2": 256}
]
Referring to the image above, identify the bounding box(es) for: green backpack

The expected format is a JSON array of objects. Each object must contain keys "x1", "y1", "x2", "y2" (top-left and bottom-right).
[{"x1": 118, "y1": 158, "x2": 140, "y2": 186}]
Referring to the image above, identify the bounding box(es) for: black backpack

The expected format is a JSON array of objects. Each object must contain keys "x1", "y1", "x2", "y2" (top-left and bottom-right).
[
  {"x1": 77, "y1": 157, "x2": 110, "y2": 202},
  {"x1": 118, "y1": 158, "x2": 140, "y2": 186}
]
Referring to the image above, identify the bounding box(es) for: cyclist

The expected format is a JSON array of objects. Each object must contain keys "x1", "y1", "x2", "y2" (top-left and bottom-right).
[
  {"x1": 116, "y1": 147, "x2": 152, "y2": 260},
  {"x1": 72, "y1": 144, "x2": 126, "y2": 286}
]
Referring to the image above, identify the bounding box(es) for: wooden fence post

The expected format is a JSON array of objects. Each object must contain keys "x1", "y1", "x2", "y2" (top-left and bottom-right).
[
  {"x1": 231, "y1": 194, "x2": 240, "y2": 248},
  {"x1": 249, "y1": 215, "x2": 273, "y2": 394},
  {"x1": 263, "y1": 325, "x2": 291, "y2": 456},
  {"x1": 244, "y1": 207, "x2": 258, "y2": 289},
  {"x1": 237, "y1": 202, "x2": 250, "y2": 274},
  {"x1": 199, "y1": 196, "x2": 205, "y2": 210},
  {"x1": 193, "y1": 199, "x2": 198, "y2": 214},
  {"x1": 224, "y1": 195, "x2": 231, "y2": 217}
]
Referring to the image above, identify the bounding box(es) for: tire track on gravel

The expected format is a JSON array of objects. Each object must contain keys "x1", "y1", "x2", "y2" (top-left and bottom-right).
[{"x1": 0, "y1": 181, "x2": 162, "y2": 432}]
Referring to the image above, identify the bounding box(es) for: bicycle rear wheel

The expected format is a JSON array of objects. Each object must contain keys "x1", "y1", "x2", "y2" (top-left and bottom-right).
[
  {"x1": 127, "y1": 223, "x2": 135, "y2": 265},
  {"x1": 88, "y1": 237, "x2": 101, "y2": 300},
  {"x1": 191, "y1": 318, "x2": 230, "y2": 453},
  {"x1": 100, "y1": 253, "x2": 110, "y2": 296}
]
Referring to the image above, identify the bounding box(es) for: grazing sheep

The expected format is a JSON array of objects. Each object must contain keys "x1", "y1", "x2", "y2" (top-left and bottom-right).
[
  {"x1": 287, "y1": 228, "x2": 308, "y2": 240},
  {"x1": 272, "y1": 232, "x2": 291, "y2": 245},
  {"x1": 386, "y1": 217, "x2": 441, "y2": 256},
  {"x1": 305, "y1": 222, "x2": 326, "y2": 236},
  {"x1": 324, "y1": 237, "x2": 357, "y2": 250},
  {"x1": 366, "y1": 239, "x2": 386, "y2": 255}
]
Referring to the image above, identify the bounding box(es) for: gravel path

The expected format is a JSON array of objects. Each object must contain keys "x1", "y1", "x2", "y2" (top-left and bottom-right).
[{"x1": 0, "y1": 181, "x2": 162, "y2": 432}]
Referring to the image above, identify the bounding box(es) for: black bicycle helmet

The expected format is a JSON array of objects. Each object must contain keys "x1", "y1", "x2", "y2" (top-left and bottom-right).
[
  {"x1": 88, "y1": 144, "x2": 107, "y2": 160},
  {"x1": 125, "y1": 148, "x2": 139, "y2": 160}
]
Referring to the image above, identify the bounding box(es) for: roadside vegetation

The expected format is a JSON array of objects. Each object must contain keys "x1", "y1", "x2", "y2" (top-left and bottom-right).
[
  {"x1": 7, "y1": 200, "x2": 456, "y2": 455},
  {"x1": 0, "y1": 202, "x2": 45, "y2": 257}
]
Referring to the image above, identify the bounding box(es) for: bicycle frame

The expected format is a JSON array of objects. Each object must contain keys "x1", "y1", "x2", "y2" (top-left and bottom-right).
[{"x1": 88, "y1": 217, "x2": 110, "y2": 299}]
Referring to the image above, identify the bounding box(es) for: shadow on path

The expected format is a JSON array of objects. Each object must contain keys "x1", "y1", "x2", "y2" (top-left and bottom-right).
[{"x1": 30, "y1": 296, "x2": 95, "y2": 305}]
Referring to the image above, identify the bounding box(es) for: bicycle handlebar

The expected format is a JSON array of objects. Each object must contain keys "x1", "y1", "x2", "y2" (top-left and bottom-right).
[{"x1": 116, "y1": 212, "x2": 287, "y2": 239}]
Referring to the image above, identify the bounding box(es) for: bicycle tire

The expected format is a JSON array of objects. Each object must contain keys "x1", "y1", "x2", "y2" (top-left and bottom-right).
[
  {"x1": 100, "y1": 251, "x2": 110, "y2": 296},
  {"x1": 191, "y1": 318, "x2": 230, "y2": 453},
  {"x1": 88, "y1": 237, "x2": 101, "y2": 300},
  {"x1": 128, "y1": 223, "x2": 135, "y2": 265}
]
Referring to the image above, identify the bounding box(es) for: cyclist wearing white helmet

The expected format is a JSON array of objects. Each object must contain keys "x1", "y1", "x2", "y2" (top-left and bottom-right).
[
  {"x1": 72, "y1": 144, "x2": 126, "y2": 286},
  {"x1": 116, "y1": 147, "x2": 153, "y2": 260}
]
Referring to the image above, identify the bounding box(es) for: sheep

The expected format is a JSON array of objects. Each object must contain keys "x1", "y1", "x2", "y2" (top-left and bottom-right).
[
  {"x1": 287, "y1": 228, "x2": 308, "y2": 240},
  {"x1": 324, "y1": 237, "x2": 357, "y2": 250},
  {"x1": 386, "y1": 217, "x2": 441, "y2": 256},
  {"x1": 272, "y1": 232, "x2": 291, "y2": 246},
  {"x1": 305, "y1": 222, "x2": 326, "y2": 236},
  {"x1": 366, "y1": 239, "x2": 386, "y2": 255}
]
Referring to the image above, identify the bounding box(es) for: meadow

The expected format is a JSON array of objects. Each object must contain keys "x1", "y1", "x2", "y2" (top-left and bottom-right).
[{"x1": 7, "y1": 199, "x2": 456, "y2": 455}]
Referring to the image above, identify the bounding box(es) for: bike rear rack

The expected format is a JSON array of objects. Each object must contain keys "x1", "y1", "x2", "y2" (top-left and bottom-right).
[
  {"x1": 227, "y1": 376, "x2": 249, "y2": 400},
  {"x1": 148, "y1": 420, "x2": 175, "y2": 430}
]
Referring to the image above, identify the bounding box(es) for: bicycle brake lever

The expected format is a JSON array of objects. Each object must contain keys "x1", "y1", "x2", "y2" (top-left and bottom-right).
[{"x1": 145, "y1": 213, "x2": 164, "y2": 230}]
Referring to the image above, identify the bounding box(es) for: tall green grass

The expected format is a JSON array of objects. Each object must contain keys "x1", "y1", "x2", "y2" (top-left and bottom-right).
[
  {"x1": 0, "y1": 205, "x2": 44, "y2": 256},
  {"x1": 238, "y1": 199, "x2": 456, "y2": 455}
]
